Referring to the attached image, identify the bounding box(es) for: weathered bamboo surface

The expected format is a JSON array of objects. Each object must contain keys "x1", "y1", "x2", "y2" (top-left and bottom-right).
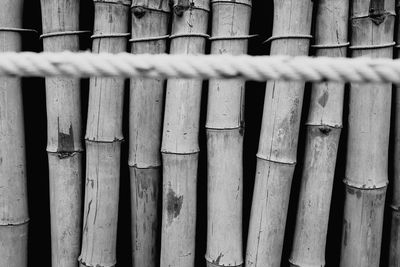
[
  {"x1": 205, "y1": 0, "x2": 251, "y2": 267},
  {"x1": 0, "y1": 1, "x2": 29, "y2": 266},
  {"x1": 79, "y1": 1, "x2": 130, "y2": 267},
  {"x1": 41, "y1": 0, "x2": 83, "y2": 266},
  {"x1": 160, "y1": 0, "x2": 210, "y2": 266},
  {"x1": 340, "y1": 1, "x2": 395, "y2": 267},
  {"x1": 289, "y1": 1, "x2": 349, "y2": 267},
  {"x1": 129, "y1": 0, "x2": 170, "y2": 266},
  {"x1": 245, "y1": 1, "x2": 313, "y2": 267}
]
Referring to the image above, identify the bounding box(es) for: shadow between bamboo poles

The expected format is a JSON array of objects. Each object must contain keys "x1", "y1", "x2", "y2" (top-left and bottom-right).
[
  {"x1": 245, "y1": 1, "x2": 314, "y2": 267},
  {"x1": 0, "y1": 1, "x2": 29, "y2": 266},
  {"x1": 205, "y1": 1, "x2": 252, "y2": 267},
  {"x1": 340, "y1": 1, "x2": 395, "y2": 266},
  {"x1": 288, "y1": 1, "x2": 349, "y2": 267},
  {"x1": 40, "y1": 0, "x2": 84, "y2": 266},
  {"x1": 389, "y1": 3, "x2": 400, "y2": 266},
  {"x1": 129, "y1": 1, "x2": 170, "y2": 267},
  {"x1": 78, "y1": 1, "x2": 129, "y2": 267},
  {"x1": 160, "y1": 0, "x2": 210, "y2": 266}
]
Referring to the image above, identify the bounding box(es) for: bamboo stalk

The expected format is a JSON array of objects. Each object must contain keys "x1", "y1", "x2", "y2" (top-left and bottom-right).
[
  {"x1": 390, "y1": 3, "x2": 400, "y2": 266},
  {"x1": 340, "y1": 1, "x2": 395, "y2": 266},
  {"x1": 129, "y1": 1, "x2": 170, "y2": 267},
  {"x1": 40, "y1": 0, "x2": 83, "y2": 266},
  {"x1": 288, "y1": 1, "x2": 349, "y2": 267},
  {"x1": 160, "y1": 0, "x2": 210, "y2": 266},
  {"x1": 245, "y1": 1, "x2": 314, "y2": 267},
  {"x1": 205, "y1": 1, "x2": 251, "y2": 267},
  {"x1": 78, "y1": 1, "x2": 130, "y2": 267},
  {"x1": 0, "y1": 1, "x2": 29, "y2": 266}
]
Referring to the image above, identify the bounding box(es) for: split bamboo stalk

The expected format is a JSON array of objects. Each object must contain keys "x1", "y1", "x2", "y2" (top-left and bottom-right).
[
  {"x1": 40, "y1": 0, "x2": 83, "y2": 266},
  {"x1": 0, "y1": 0, "x2": 29, "y2": 266},
  {"x1": 160, "y1": 0, "x2": 210, "y2": 266},
  {"x1": 205, "y1": 1, "x2": 251, "y2": 267},
  {"x1": 129, "y1": 1, "x2": 170, "y2": 267},
  {"x1": 389, "y1": 3, "x2": 400, "y2": 266},
  {"x1": 245, "y1": 1, "x2": 314, "y2": 267},
  {"x1": 288, "y1": 1, "x2": 349, "y2": 267},
  {"x1": 340, "y1": 1, "x2": 395, "y2": 266},
  {"x1": 78, "y1": 1, "x2": 130, "y2": 267}
]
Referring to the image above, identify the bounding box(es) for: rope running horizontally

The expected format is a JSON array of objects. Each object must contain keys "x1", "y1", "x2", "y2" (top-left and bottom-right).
[{"x1": 2, "y1": 51, "x2": 400, "y2": 83}]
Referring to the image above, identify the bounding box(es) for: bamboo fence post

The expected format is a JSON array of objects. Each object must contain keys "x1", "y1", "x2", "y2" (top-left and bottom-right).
[
  {"x1": 0, "y1": 0, "x2": 29, "y2": 266},
  {"x1": 78, "y1": 1, "x2": 130, "y2": 267},
  {"x1": 205, "y1": 1, "x2": 251, "y2": 267},
  {"x1": 390, "y1": 2, "x2": 400, "y2": 266},
  {"x1": 129, "y1": 0, "x2": 170, "y2": 266},
  {"x1": 340, "y1": 1, "x2": 395, "y2": 266},
  {"x1": 40, "y1": 0, "x2": 83, "y2": 266},
  {"x1": 160, "y1": 0, "x2": 210, "y2": 266},
  {"x1": 288, "y1": 1, "x2": 349, "y2": 267},
  {"x1": 245, "y1": 1, "x2": 314, "y2": 267}
]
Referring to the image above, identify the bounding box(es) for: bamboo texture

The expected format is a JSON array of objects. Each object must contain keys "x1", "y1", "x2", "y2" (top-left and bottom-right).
[
  {"x1": 79, "y1": 1, "x2": 130, "y2": 267},
  {"x1": 0, "y1": 0, "x2": 29, "y2": 266},
  {"x1": 340, "y1": 0, "x2": 395, "y2": 266},
  {"x1": 205, "y1": 1, "x2": 251, "y2": 267},
  {"x1": 245, "y1": 1, "x2": 314, "y2": 267},
  {"x1": 289, "y1": 1, "x2": 349, "y2": 267},
  {"x1": 129, "y1": 0, "x2": 170, "y2": 266},
  {"x1": 40, "y1": 0, "x2": 83, "y2": 266},
  {"x1": 160, "y1": 0, "x2": 210, "y2": 266}
]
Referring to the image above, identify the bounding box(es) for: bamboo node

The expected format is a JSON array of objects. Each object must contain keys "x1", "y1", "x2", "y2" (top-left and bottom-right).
[
  {"x1": 131, "y1": 5, "x2": 170, "y2": 14},
  {"x1": 40, "y1": 31, "x2": 91, "y2": 39},
  {"x1": 209, "y1": 34, "x2": 258, "y2": 41},
  {"x1": 349, "y1": 42, "x2": 395, "y2": 50},
  {"x1": 91, "y1": 33, "x2": 130, "y2": 39},
  {"x1": 343, "y1": 178, "x2": 388, "y2": 190},
  {"x1": 93, "y1": 0, "x2": 131, "y2": 6},
  {"x1": 169, "y1": 33, "x2": 210, "y2": 39},
  {"x1": 129, "y1": 35, "x2": 169, "y2": 43},
  {"x1": 264, "y1": 35, "x2": 313, "y2": 44},
  {"x1": 0, "y1": 27, "x2": 38, "y2": 35},
  {"x1": 211, "y1": 0, "x2": 252, "y2": 8},
  {"x1": 311, "y1": 42, "x2": 350, "y2": 49}
]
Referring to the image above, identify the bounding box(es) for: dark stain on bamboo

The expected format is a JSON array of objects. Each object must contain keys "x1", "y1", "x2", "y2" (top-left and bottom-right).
[
  {"x1": 166, "y1": 188, "x2": 183, "y2": 224},
  {"x1": 174, "y1": 0, "x2": 191, "y2": 16},
  {"x1": 369, "y1": 0, "x2": 386, "y2": 25},
  {"x1": 318, "y1": 90, "x2": 329, "y2": 107},
  {"x1": 57, "y1": 117, "x2": 74, "y2": 153}
]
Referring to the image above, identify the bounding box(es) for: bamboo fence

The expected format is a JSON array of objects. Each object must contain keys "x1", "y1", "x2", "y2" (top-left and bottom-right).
[{"x1": 4, "y1": 1, "x2": 400, "y2": 267}]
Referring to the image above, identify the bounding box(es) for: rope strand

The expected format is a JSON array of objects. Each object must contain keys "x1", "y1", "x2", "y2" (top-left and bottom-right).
[{"x1": 1, "y1": 51, "x2": 400, "y2": 83}]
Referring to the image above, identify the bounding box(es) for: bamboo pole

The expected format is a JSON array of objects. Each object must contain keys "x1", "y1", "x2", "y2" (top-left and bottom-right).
[
  {"x1": 245, "y1": 1, "x2": 314, "y2": 267},
  {"x1": 0, "y1": 1, "x2": 29, "y2": 266},
  {"x1": 390, "y1": 3, "x2": 400, "y2": 266},
  {"x1": 40, "y1": 0, "x2": 83, "y2": 266},
  {"x1": 340, "y1": 1, "x2": 395, "y2": 266},
  {"x1": 78, "y1": 1, "x2": 130, "y2": 267},
  {"x1": 160, "y1": 0, "x2": 210, "y2": 266},
  {"x1": 129, "y1": 1, "x2": 170, "y2": 267},
  {"x1": 289, "y1": 1, "x2": 349, "y2": 267},
  {"x1": 205, "y1": 1, "x2": 251, "y2": 267}
]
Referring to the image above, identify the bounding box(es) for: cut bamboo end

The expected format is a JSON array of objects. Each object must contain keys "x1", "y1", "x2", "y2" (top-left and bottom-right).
[
  {"x1": 340, "y1": 185, "x2": 387, "y2": 267},
  {"x1": 130, "y1": 166, "x2": 160, "y2": 267}
]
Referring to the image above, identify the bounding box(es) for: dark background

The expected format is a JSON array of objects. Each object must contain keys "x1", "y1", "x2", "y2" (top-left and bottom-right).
[{"x1": 19, "y1": 0, "x2": 394, "y2": 266}]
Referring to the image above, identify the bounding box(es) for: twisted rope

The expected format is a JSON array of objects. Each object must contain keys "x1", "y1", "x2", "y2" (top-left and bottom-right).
[{"x1": 1, "y1": 51, "x2": 400, "y2": 83}]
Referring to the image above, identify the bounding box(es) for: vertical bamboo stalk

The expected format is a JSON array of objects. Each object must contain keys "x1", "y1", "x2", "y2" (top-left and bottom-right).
[
  {"x1": 40, "y1": 0, "x2": 83, "y2": 266},
  {"x1": 160, "y1": 0, "x2": 210, "y2": 266},
  {"x1": 129, "y1": 1, "x2": 170, "y2": 267},
  {"x1": 205, "y1": 1, "x2": 251, "y2": 267},
  {"x1": 340, "y1": 1, "x2": 395, "y2": 266},
  {"x1": 78, "y1": 1, "x2": 130, "y2": 267},
  {"x1": 245, "y1": 1, "x2": 313, "y2": 267},
  {"x1": 390, "y1": 3, "x2": 400, "y2": 266},
  {"x1": 0, "y1": 1, "x2": 29, "y2": 266},
  {"x1": 289, "y1": 1, "x2": 349, "y2": 267}
]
